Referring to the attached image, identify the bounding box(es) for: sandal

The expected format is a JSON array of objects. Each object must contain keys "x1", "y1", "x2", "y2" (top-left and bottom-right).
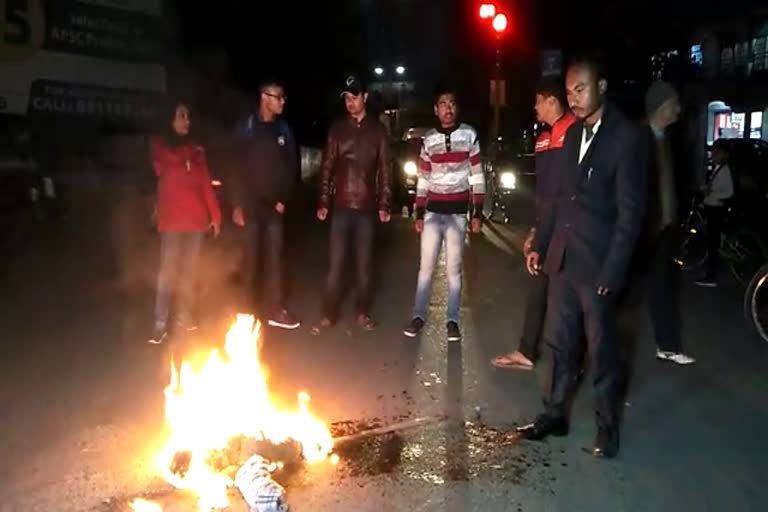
[
  {"x1": 491, "y1": 352, "x2": 534, "y2": 370},
  {"x1": 356, "y1": 314, "x2": 376, "y2": 331}
]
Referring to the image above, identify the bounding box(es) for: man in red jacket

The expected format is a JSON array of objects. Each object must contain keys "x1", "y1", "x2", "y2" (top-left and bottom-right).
[{"x1": 149, "y1": 101, "x2": 221, "y2": 344}]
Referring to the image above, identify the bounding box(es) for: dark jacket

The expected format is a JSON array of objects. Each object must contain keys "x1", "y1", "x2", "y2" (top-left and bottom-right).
[
  {"x1": 535, "y1": 103, "x2": 648, "y2": 291},
  {"x1": 318, "y1": 115, "x2": 392, "y2": 212},
  {"x1": 233, "y1": 114, "x2": 298, "y2": 213},
  {"x1": 534, "y1": 112, "x2": 577, "y2": 224}
]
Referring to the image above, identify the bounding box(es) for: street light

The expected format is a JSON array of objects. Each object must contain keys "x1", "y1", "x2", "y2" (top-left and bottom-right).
[
  {"x1": 374, "y1": 66, "x2": 384, "y2": 76},
  {"x1": 479, "y1": 3, "x2": 496, "y2": 19},
  {"x1": 395, "y1": 65, "x2": 406, "y2": 75}
]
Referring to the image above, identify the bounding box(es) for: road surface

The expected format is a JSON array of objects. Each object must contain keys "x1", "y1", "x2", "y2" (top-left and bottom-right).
[{"x1": 0, "y1": 189, "x2": 766, "y2": 512}]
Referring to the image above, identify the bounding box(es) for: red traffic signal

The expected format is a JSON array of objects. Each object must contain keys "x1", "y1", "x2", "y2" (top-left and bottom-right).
[
  {"x1": 492, "y1": 13, "x2": 508, "y2": 33},
  {"x1": 479, "y1": 3, "x2": 496, "y2": 19}
]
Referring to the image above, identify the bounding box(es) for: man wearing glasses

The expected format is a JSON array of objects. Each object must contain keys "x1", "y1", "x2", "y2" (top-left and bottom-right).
[{"x1": 232, "y1": 78, "x2": 301, "y2": 330}]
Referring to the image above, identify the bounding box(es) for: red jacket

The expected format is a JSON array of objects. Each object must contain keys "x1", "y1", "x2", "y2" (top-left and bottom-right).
[{"x1": 151, "y1": 136, "x2": 221, "y2": 233}]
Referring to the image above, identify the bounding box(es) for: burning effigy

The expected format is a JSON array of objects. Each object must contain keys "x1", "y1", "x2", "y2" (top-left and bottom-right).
[{"x1": 132, "y1": 314, "x2": 334, "y2": 511}]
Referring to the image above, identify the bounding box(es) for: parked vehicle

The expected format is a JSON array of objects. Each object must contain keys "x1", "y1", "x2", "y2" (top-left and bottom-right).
[
  {"x1": 391, "y1": 128, "x2": 428, "y2": 217},
  {"x1": 483, "y1": 149, "x2": 535, "y2": 224}
]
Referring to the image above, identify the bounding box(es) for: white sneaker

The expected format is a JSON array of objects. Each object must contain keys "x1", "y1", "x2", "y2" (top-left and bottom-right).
[{"x1": 656, "y1": 350, "x2": 696, "y2": 365}]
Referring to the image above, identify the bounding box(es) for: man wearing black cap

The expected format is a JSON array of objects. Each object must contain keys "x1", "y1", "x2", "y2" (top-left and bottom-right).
[{"x1": 314, "y1": 74, "x2": 393, "y2": 332}]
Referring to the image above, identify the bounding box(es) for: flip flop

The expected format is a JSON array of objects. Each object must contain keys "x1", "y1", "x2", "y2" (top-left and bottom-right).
[{"x1": 491, "y1": 354, "x2": 534, "y2": 370}]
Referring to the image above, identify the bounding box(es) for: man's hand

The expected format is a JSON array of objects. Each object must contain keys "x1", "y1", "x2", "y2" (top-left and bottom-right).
[
  {"x1": 379, "y1": 210, "x2": 391, "y2": 223},
  {"x1": 471, "y1": 217, "x2": 482, "y2": 233},
  {"x1": 526, "y1": 251, "x2": 542, "y2": 276},
  {"x1": 523, "y1": 228, "x2": 536, "y2": 257},
  {"x1": 275, "y1": 202, "x2": 286, "y2": 215},
  {"x1": 597, "y1": 286, "x2": 611, "y2": 296},
  {"x1": 210, "y1": 222, "x2": 221, "y2": 238},
  {"x1": 317, "y1": 207, "x2": 328, "y2": 221},
  {"x1": 415, "y1": 219, "x2": 424, "y2": 233},
  {"x1": 232, "y1": 207, "x2": 245, "y2": 227}
]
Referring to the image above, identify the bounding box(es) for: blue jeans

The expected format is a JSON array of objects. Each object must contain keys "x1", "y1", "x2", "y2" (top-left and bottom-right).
[
  {"x1": 154, "y1": 232, "x2": 204, "y2": 329},
  {"x1": 412, "y1": 212, "x2": 467, "y2": 324}
]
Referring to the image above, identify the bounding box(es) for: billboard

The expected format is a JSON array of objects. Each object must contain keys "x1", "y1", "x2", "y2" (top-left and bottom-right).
[{"x1": 0, "y1": 0, "x2": 166, "y2": 124}]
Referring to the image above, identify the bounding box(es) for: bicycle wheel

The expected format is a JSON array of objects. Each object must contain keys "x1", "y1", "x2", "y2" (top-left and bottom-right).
[
  {"x1": 728, "y1": 229, "x2": 768, "y2": 284},
  {"x1": 744, "y1": 264, "x2": 768, "y2": 344},
  {"x1": 678, "y1": 230, "x2": 708, "y2": 272}
]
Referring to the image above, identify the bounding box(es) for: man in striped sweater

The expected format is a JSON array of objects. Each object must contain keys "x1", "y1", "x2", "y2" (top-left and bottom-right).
[{"x1": 403, "y1": 86, "x2": 484, "y2": 342}]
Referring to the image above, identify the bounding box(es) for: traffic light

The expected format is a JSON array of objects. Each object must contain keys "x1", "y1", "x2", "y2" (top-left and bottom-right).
[
  {"x1": 492, "y1": 13, "x2": 508, "y2": 33},
  {"x1": 479, "y1": 3, "x2": 496, "y2": 19}
]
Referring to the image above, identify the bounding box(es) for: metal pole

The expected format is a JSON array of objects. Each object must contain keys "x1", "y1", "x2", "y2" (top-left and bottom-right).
[{"x1": 492, "y1": 34, "x2": 502, "y2": 158}]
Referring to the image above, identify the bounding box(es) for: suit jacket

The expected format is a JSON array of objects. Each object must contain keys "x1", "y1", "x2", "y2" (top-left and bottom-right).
[{"x1": 534, "y1": 103, "x2": 648, "y2": 291}]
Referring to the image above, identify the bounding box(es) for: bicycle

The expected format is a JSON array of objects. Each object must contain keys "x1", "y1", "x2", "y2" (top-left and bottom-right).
[
  {"x1": 744, "y1": 263, "x2": 768, "y2": 344},
  {"x1": 675, "y1": 197, "x2": 767, "y2": 285}
]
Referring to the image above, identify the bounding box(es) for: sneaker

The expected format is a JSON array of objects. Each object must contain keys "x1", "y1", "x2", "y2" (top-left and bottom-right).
[
  {"x1": 447, "y1": 321, "x2": 462, "y2": 343},
  {"x1": 148, "y1": 326, "x2": 168, "y2": 345},
  {"x1": 403, "y1": 317, "x2": 425, "y2": 338},
  {"x1": 694, "y1": 278, "x2": 717, "y2": 288},
  {"x1": 268, "y1": 309, "x2": 301, "y2": 330},
  {"x1": 656, "y1": 350, "x2": 696, "y2": 365}
]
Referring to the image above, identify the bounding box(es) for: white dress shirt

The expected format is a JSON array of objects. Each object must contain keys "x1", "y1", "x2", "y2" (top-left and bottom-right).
[{"x1": 579, "y1": 118, "x2": 602, "y2": 164}]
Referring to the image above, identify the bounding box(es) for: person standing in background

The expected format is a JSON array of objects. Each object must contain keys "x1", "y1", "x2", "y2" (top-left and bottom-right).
[{"x1": 640, "y1": 81, "x2": 695, "y2": 364}]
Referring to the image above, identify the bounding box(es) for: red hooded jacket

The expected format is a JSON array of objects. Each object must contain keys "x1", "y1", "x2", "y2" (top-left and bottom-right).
[{"x1": 151, "y1": 135, "x2": 221, "y2": 233}]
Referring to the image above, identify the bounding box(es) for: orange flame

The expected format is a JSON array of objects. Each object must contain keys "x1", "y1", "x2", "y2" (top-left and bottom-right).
[{"x1": 154, "y1": 314, "x2": 333, "y2": 510}]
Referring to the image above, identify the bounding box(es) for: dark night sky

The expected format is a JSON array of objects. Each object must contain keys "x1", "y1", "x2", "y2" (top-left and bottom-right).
[{"x1": 171, "y1": 0, "x2": 766, "y2": 139}]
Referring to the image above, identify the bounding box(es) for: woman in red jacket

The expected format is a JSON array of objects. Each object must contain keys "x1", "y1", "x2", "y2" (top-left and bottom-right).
[{"x1": 148, "y1": 101, "x2": 221, "y2": 344}]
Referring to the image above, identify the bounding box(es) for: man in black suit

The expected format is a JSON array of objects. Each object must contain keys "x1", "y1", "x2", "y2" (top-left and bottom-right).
[{"x1": 516, "y1": 54, "x2": 648, "y2": 459}]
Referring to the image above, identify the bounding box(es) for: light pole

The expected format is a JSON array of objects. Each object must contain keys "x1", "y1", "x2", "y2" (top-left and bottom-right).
[
  {"x1": 491, "y1": 13, "x2": 508, "y2": 153},
  {"x1": 479, "y1": 4, "x2": 509, "y2": 158}
]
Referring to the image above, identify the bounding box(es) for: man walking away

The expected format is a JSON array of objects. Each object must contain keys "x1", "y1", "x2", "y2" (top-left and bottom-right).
[
  {"x1": 402, "y1": 86, "x2": 484, "y2": 343},
  {"x1": 641, "y1": 80, "x2": 695, "y2": 364},
  {"x1": 314, "y1": 74, "x2": 393, "y2": 332},
  {"x1": 232, "y1": 78, "x2": 301, "y2": 329},
  {"x1": 517, "y1": 54, "x2": 648, "y2": 459},
  {"x1": 492, "y1": 76, "x2": 576, "y2": 369}
]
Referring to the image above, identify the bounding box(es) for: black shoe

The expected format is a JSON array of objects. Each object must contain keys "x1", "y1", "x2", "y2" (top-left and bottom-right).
[
  {"x1": 447, "y1": 321, "x2": 461, "y2": 342},
  {"x1": 516, "y1": 415, "x2": 569, "y2": 441},
  {"x1": 148, "y1": 325, "x2": 168, "y2": 345},
  {"x1": 176, "y1": 315, "x2": 198, "y2": 332},
  {"x1": 403, "y1": 317, "x2": 425, "y2": 338},
  {"x1": 591, "y1": 426, "x2": 620, "y2": 459},
  {"x1": 268, "y1": 309, "x2": 301, "y2": 330}
]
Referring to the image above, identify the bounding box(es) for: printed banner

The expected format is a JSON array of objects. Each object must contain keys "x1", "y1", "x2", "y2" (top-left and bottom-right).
[{"x1": 28, "y1": 79, "x2": 163, "y2": 126}]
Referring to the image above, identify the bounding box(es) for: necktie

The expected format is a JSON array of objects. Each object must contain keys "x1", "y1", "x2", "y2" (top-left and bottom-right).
[{"x1": 584, "y1": 123, "x2": 595, "y2": 142}]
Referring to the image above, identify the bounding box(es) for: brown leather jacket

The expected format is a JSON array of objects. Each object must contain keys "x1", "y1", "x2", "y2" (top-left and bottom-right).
[{"x1": 318, "y1": 115, "x2": 392, "y2": 212}]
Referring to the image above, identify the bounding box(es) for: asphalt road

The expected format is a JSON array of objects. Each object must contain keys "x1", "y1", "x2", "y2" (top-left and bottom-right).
[{"x1": 1, "y1": 190, "x2": 767, "y2": 512}]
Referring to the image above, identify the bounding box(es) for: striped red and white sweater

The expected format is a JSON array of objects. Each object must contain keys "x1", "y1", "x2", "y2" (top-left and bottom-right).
[{"x1": 416, "y1": 123, "x2": 485, "y2": 219}]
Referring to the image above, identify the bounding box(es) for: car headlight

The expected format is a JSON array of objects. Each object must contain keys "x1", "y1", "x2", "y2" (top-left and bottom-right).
[
  {"x1": 500, "y1": 171, "x2": 517, "y2": 190},
  {"x1": 404, "y1": 161, "x2": 418, "y2": 176}
]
